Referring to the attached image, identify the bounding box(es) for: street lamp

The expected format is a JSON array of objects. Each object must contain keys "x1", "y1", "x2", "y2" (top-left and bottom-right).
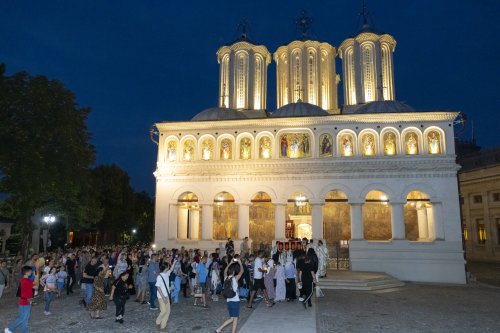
[{"x1": 42, "y1": 214, "x2": 56, "y2": 252}]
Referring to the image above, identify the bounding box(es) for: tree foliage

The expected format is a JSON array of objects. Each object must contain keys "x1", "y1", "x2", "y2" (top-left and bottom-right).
[{"x1": 0, "y1": 64, "x2": 99, "y2": 246}]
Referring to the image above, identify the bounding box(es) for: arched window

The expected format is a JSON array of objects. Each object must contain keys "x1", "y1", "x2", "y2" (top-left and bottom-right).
[
  {"x1": 362, "y1": 44, "x2": 375, "y2": 102},
  {"x1": 254, "y1": 56, "x2": 263, "y2": 109},
  {"x1": 308, "y1": 50, "x2": 316, "y2": 104},
  {"x1": 166, "y1": 140, "x2": 177, "y2": 162},
  {"x1": 361, "y1": 133, "x2": 376, "y2": 156},
  {"x1": 363, "y1": 190, "x2": 391, "y2": 240},
  {"x1": 427, "y1": 130, "x2": 441, "y2": 154},
  {"x1": 319, "y1": 134, "x2": 333, "y2": 157},
  {"x1": 220, "y1": 55, "x2": 230, "y2": 107},
  {"x1": 383, "y1": 131, "x2": 398, "y2": 156},
  {"x1": 280, "y1": 133, "x2": 311, "y2": 158},
  {"x1": 292, "y1": 50, "x2": 302, "y2": 102},
  {"x1": 177, "y1": 192, "x2": 200, "y2": 240},
  {"x1": 320, "y1": 50, "x2": 330, "y2": 109},
  {"x1": 213, "y1": 192, "x2": 237, "y2": 240},
  {"x1": 381, "y1": 44, "x2": 392, "y2": 101},
  {"x1": 250, "y1": 192, "x2": 275, "y2": 252},
  {"x1": 183, "y1": 139, "x2": 195, "y2": 161},
  {"x1": 404, "y1": 191, "x2": 433, "y2": 241},
  {"x1": 220, "y1": 138, "x2": 233, "y2": 160},
  {"x1": 236, "y1": 52, "x2": 248, "y2": 109},
  {"x1": 323, "y1": 191, "x2": 350, "y2": 250},
  {"x1": 200, "y1": 138, "x2": 214, "y2": 161},
  {"x1": 259, "y1": 136, "x2": 272, "y2": 159},
  {"x1": 347, "y1": 48, "x2": 357, "y2": 104},
  {"x1": 240, "y1": 137, "x2": 252, "y2": 160},
  {"x1": 405, "y1": 132, "x2": 419, "y2": 155},
  {"x1": 340, "y1": 134, "x2": 354, "y2": 157}
]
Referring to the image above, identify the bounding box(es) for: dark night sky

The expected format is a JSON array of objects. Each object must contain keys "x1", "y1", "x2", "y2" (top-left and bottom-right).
[{"x1": 1, "y1": 1, "x2": 499, "y2": 196}]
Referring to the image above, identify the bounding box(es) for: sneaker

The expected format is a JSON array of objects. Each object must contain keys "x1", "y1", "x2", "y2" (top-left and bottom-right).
[
  {"x1": 44, "y1": 311, "x2": 51, "y2": 316},
  {"x1": 149, "y1": 307, "x2": 158, "y2": 310},
  {"x1": 141, "y1": 301, "x2": 147, "y2": 305},
  {"x1": 5, "y1": 328, "x2": 13, "y2": 333},
  {"x1": 298, "y1": 297, "x2": 304, "y2": 302}
]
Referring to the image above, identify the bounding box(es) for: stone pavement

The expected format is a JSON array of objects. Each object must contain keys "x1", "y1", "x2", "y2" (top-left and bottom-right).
[{"x1": 1, "y1": 280, "x2": 500, "y2": 332}]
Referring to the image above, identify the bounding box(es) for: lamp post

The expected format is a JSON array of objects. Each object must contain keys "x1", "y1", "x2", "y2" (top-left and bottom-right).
[
  {"x1": 131, "y1": 228, "x2": 137, "y2": 244},
  {"x1": 42, "y1": 215, "x2": 56, "y2": 252}
]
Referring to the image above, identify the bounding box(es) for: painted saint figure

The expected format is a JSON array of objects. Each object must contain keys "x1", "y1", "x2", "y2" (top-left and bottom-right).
[
  {"x1": 428, "y1": 132, "x2": 440, "y2": 154},
  {"x1": 342, "y1": 135, "x2": 353, "y2": 156},
  {"x1": 167, "y1": 141, "x2": 176, "y2": 161},
  {"x1": 384, "y1": 133, "x2": 396, "y2": 155},
  {"x1": 302, "y1": 134, "x2": 310, "y2": 155},
  {"x1": 184, "y1": 140, "x2": 194, "y2": 161},
  {"x1": 240, "y1": 138, "x2": 251, "y2": 159},
  {"x1": 363, "y1": 134, "x2": 375, "y2": 156},
  {"x1": 406, "y1": 133, "x2": 418, "y2": 154},
  {"x1": 221, "y1": 139, "x2": 232, "y2": 160},
  {"x1": 320, "y1": 134, "x2": 332, "y2": 156},
  {"x1": 290, "y1": 134, "x2": 300, "y2": 156},
  {"x1": 280, "y1": 135, "x2": 288, "y2": 157},
  {"x1": 260, "y1": 137, "x2": 272, "y2": 159}
]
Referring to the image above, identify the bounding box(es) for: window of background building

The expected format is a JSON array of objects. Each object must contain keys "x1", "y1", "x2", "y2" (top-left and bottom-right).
[
  {"x1": 473, "y1": 195, "x2": 483, "y2": 204},
  {"x1": 477, "y1": 220, "x2": 486, "y2": 244},
  {"x1": 463, "y1": 224, "x2": 468, "y2": 241},
  {"x1": 492, "y1": 193, "x2": 500, "y2": 202}
]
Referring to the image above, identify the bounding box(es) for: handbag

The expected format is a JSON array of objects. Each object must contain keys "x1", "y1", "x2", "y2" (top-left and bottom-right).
[
  {"x1": 315, "y1": 286, "x2": 325, "y2": 298},
  {"x1": 239, "y1": 286, "x2": 249, "y2": 299},
  {"x1": 194, "y1": 285, "x2": 203, "y2": 298}
]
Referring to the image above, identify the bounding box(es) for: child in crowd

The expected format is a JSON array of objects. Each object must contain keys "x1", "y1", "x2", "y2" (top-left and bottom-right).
[
  {"x1": 56, "y1": 266, "x2": 67, "y2": 297},
  {"x1": 43, "y1": 267, "x2": 57, "y2": 315}
]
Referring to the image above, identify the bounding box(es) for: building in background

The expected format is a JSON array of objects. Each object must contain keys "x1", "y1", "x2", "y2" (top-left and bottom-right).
[{"x1": 458, "y1": 146, "x2": 500, "y2": 262}]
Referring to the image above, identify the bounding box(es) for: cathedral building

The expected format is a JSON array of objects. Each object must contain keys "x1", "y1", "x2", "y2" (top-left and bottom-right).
[{"x1": 152, "y1": 12, "x2": 466, "y2": 284}]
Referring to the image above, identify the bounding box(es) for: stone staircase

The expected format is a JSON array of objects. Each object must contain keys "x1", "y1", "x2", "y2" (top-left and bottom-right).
[{"x1": 317, "y1": 270, "x2": 405, "y2": 291}]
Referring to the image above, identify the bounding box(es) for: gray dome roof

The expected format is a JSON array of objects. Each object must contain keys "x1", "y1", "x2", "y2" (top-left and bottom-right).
[
  {"x1": 270, "y1": 102, "x2": 328, "y2": 118},
  {"x1": 191, "y1": 107, "x2": 248, "y2": 121},
  {"x1": 344, "y1": 101, "x2": 415, "y2": 114}
]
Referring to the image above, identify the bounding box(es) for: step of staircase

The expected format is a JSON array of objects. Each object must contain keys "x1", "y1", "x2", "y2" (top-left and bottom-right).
[{"x1": 316, "y1": 270, "x2": 405, "y2": 291}]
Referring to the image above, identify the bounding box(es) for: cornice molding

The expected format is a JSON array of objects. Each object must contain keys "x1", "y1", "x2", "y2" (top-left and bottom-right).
[{"x1": 156, "y1": 112, "x2": 458, "y2": 132}]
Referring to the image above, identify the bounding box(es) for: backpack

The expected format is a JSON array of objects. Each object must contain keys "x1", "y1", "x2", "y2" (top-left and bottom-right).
[{"x1": 222, "y1": 276, "x2": 236, "y2": 299}]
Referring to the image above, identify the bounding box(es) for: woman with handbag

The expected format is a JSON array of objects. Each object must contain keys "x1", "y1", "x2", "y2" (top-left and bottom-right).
[
  {"x1": 155, "y1": 260, "x2": 176, "y2": 331},
  {"x1": 215, "y1": 259, "x2": 243, "y2": 333}
]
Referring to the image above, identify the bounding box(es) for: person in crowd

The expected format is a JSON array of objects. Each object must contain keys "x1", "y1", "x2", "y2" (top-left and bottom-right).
[
  {"x1": 180, "y1": 255, "x2": 190, "y2": 298},
  {"x1": 284, "y1": 252, "x2": 297, "y2": 301},
  {"x1": 113, "y1": 253, "x2": 129, "y2": 279},
  {"x1": 4, "y1": 266, "x2": 34, "y2": 333},
  {"x1": 65, "y1": 254, "x2": 76, "y2": 295},
  {"x1": 147, "y1": 254, "x2": 160, "y2": 310},
  {"x1": 274, "y1": 261, "x2": 286, "y2": 302},
  {"x1": 82, "y1": 257, "x2": 99, "y2": 307},
  {"x1": 0, "y1": 259, "x2": 9, "y2": 299},
  {"x1": 194, "y1": 256, "x2": 208, "y2": 308},
  {"x1": 299, "y1": 252, "x2": 317, "y2": 308},
  {"x1": 240, "y1": 237, "x2": 250, "y2": 259},
  {"x1": 171, "y1": 256, "x2": 183, "y2": 304},
  {"x1": 55, "y1": 266, "x2": 67, "y2": 297},
  {"x1": 215, "y1": 258, "x2": 244, "y2": 333},
  {"x1": 42, "y1": 267, "x2": 57, "y2": 315},
  {"x1": 247, "y1": 251, "x2": 274, "y2": 308},
  {"x1": 316, "y1": 240, "x2": 329, "y2": 278},
  {"x1": 109, "y1": 271, "x2": 130, "y2": 324},
  {"x1": 134, "y1": 257, "x2": 148, "y2": 304},
  {"x1": 11, "y1": 259, "x2": 23, "y2": 289},
  {"x1": 155, "y1": 260, "x2": 176, "y2": 331},
  {"x1": 88, "y1": 266, "x2": 107, "y2": 319},
  {"x1": 263, "y1": 256, "x2": 276, "y2": 300}
]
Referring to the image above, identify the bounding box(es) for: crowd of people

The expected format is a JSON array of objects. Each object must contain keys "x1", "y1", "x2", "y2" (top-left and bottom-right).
[{"x1": 1, "y1": 237, "x2": 329, "y2": 333}]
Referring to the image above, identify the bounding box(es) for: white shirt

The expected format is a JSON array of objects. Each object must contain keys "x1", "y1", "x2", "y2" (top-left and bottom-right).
[
  {"x1": 226, "y1": 276, "x2": 240, "y2": 302},
  {"x1": 155, "y1": 271, "x2": 171, "y2": 299},
  {"x1": 253, "y1": 257, "x2": 263, "y2": 279}
]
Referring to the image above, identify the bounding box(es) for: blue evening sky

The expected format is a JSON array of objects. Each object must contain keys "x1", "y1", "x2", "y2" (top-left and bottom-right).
[{"x1": 1, "y1": 0, "x2": 498, "y2": 195}]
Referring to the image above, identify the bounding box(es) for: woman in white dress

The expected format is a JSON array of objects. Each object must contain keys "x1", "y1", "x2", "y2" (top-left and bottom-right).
[
  {"x1": 274, "y1": 261, "x2": 286, "y2": 302},
  {"x1": 316, "y1": 240, "x2": 329, "y2": 278}
]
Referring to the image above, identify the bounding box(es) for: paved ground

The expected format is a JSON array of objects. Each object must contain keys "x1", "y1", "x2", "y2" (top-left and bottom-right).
[
  {"x1": 1, "y1": 262, "x2": 500, "y2": 333},
  {"x1": 317, "y1": 283, "x2": 500, "y2": 333},
  {"x1": 0, "y1": 289, "x2": 253, "y2": 333}
]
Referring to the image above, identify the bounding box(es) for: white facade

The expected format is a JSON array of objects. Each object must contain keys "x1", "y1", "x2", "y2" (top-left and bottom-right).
[{"x1": 153, "y1": 15, "x2": 466, "y2": 284}]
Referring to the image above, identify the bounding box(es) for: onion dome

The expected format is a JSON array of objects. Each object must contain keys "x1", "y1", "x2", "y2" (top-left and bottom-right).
[
  {"x1": 270, "y1": 101, "x2": 329, "y2": 118},
  {"x1": 191, "y1": 107, "x2": 248, "y2": 121}
]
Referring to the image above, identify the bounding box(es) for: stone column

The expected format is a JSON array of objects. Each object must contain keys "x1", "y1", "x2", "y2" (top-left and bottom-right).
[
  {"x1": 274, "y1": 203, "x2": 287, "y2": 240},
  {"x1": 390, "y1": 202, "x2": 405, "y2": 240},
  {"x1": 190, "y1": 208, "x2": 200, "y2": 240},
  {"x1": 237, "y1": 203, "x2": 251, "y2": 240},
  {"x1": 311, "y1": 202, "x2": 324, "y2": 239},
  {"x1": 201, "y1": 204, "x2": 213, "y2": 240},
  {"x1": 168, "y1": 204, "x2": 178, "y2": 240},
  {"x1": 350, "y1": 203, "x2": 363, "y2": 240},
  {"x1": 178, "y1": 207, "x2": 188, "y2": 240},
  {"x1": 417, "y1": 207, "x2": 429, "y2": 240},
  {"x1": 426, "y1": 206, "x2": 436, "y2": 240},
  {"x1": 433, "y1": 202, "x2": 445, "y2": 240}
]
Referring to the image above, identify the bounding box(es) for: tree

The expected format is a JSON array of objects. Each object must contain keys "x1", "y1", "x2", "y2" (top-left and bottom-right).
[
  {"x1": 91, "y1": 165, "x2": 154, "y2": 244},
  {"x1": 0, "y1": 64, "x2": 98, "y2": 255}
]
